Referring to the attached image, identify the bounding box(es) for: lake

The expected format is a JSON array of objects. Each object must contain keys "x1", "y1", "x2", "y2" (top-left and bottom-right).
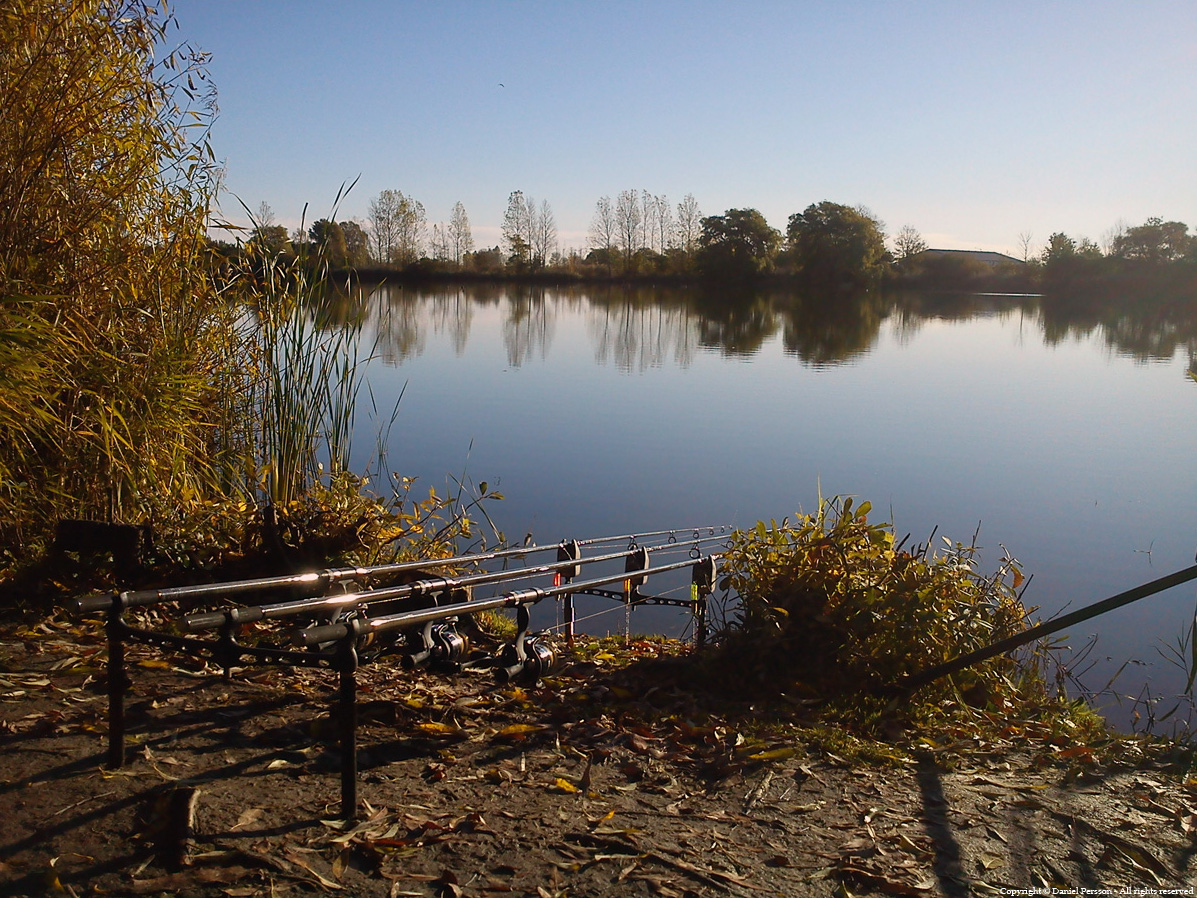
[{"x1": 335, "y1": 282, "x2": 1197, "y2": 731}]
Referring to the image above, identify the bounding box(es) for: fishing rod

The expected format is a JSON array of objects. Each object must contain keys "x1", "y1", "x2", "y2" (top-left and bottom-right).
[
  {"x1": 293, "y1": 553, "x2": 723, "y2": 648},
  {"x1": 76, "y1": 525, "x2": 731, "y2": 614},
  {"x1": 183, "y1": 534, "x2": 727, "y2": 630},
  {"x1": 576, "y1": 526, "x2": 729, "y2": 546},
  {"x1": 899, "y1": 562, "x2": 1197, "y2": 693}
]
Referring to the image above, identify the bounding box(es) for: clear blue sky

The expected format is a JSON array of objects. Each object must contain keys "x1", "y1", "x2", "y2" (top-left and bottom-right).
[{"x1": 169, "y1": 0, "x2": 1197, "y2": 256}]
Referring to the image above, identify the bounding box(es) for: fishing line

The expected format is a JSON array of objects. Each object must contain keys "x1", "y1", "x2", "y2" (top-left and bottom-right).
[{"x1": 541, "y1": 603, "x2": 629, "y2": 633}]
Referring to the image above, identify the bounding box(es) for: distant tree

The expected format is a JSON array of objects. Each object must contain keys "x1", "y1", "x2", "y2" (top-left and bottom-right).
[
  {"x1": 502, "y1": 190, "x2": 534, "y2": 270},
  {"x1": 248, "y1": 224, "x2": 291, "y2": 256},
  {"x1": 585, "y1": 246, "x2": 618, "y2": 272},
  {"x1": 429, "y1": 223, "x2": 449, "y2": 262},
  {"x1": 1111, "y1": 217, "x2": 1192, "y2": 264},
  {"x1": 368, "y1": 190, "x2": 401, "y2": 263},
  {"x1": 674, "y1": 194, "x2": 702, "y2": 255},
  {"x1": 247, "y1": 201, "x2": 290, "y2": 255},
  {"x1": 615, "y1": 189, "x2": 642, "y2": 273},
  {"x1": 589, "y1": 195, "x2": 617, "y2": 275},
  {"x1": 308, "y1": 218, "x2": 347, "y2": 267},
  {"x1": 1100, "y1": 220, "x2": 1127, "y2": 256},
  {"x1": 655, "y1": 194, "x2": 673, "y2": 253},
  {"x1": 448, "y1": 201, "x2": 474, "y2": 265},
  {"x1": 395, "y1": 195, "x2": 426, "y2": 266},
  {"x1": 640, "y1": 189, "x2": 657, "y2": 252},
  {"x1": 893, "y1": 225, "x2": 927, "y2": 263},
  {"x1": 340, "y1": 219, "x2": 370, "y2": 266},
  {"x1": 1018, "y1": 231, "x2": 1035, "y2": 263},
  {"x1": 696, "y1": 208, "x2": 781, "y2": 280},
  {"x1": 532, "y1": 199, "x2": 557, "y2": 268},
  {"x1": 255, "y1": 201, "x2": 277, "y2": 230},
  {"x1": 785, "y1": 201, "x2": 888, "y2": 287},
  {"x1": 368, "y1": 189, "x2": 424, "y2": 265},
  {"x1": 1040, "y1": 231, "x2": 1104, "y2": 292},
  {"x1": 466, "y1": 245, "x2": 504, "y2": 273},
  {"x1": 1041, "y1": 232, "x2": 1077, "y2": 263}
]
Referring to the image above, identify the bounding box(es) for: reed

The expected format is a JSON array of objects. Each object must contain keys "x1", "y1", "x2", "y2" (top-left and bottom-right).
[{"x1": 233, "y1": 194, "x2": 368, "y2": 508}]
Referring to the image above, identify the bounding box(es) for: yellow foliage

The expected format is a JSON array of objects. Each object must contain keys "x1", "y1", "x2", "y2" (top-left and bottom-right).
[
  {"x1": 0, "y1": 0, "x2": 231, "y2": 549},
  {"x1": 717, "y1": 498, "x2": 1080, "y2": 736}
]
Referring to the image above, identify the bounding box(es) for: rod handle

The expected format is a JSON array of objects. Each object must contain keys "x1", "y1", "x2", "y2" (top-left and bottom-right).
[
  {"x1": 496, "y1": 661, "x2": 525, "y2": 682},
  {"x1": 185, "y1": 611, "x2": 229, "y2": 631},
  {"x1": 295, "y1": 623, "x2": 351, "y2": 647},
  {"x1": 75, "y1": 594, "x2": 116, "y2": 613}
]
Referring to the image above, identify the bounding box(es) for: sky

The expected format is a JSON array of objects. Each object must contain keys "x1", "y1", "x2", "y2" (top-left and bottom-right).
[{"x1": 168, "y1": 0, "x2": 1197, "y2": 257}]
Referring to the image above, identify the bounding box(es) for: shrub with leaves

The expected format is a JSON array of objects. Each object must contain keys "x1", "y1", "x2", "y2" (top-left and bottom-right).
[
  {"x1": 715, "y1": 498, "x2": 1082, "y2": 733},
  {"x1": 0, "y1": 3, "x2": 488, "y2": 600},
  {"x1": 0, "y1": 0, "x2": 230, "y2": 550}
]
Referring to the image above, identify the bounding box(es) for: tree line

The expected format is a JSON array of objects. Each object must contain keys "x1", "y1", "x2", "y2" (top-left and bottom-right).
[
  {"x1": 1036, "y1": 218, "x2": 1197, "y2": 295},
  {"x1": 225, "y1": 190, "x2": 1196, "y2": 293}
]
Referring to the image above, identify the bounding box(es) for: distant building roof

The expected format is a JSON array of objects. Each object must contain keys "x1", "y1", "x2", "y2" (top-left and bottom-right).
[{"x1": 917, "y1": 249, "x2": 1024, "y2": 266}]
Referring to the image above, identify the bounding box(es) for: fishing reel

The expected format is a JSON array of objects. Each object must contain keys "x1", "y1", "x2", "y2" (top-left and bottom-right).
[
  {"x1": 495, "y1": 603, "x2": 556, "y2": 682},
  {"x1": 402, "y1": 620, "x2": 470, "y2": 670},
  {"x1": 496, "y1": 635, "x2": 555, "y2": 683}
]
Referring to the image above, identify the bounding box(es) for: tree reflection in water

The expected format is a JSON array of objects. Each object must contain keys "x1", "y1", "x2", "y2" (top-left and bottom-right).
[{"x1": 302, "y1": 280, "x2": 1197, "y2": 373}]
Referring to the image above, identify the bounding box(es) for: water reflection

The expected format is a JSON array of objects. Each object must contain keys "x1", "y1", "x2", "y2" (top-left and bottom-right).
[
  {"x1": 312, "y1": 280, "x2": 1197, "y2": 372},
  {"x1": 778, "y1": 290, "x2": 889, "y2": 367},
  {"x1": 694, "y1": 290, "x2": 778, "y2": 358},
  {"x1": 587, "y1": 300, "x2": 698, "y2": 372},
  {"x1": 502, "y1": 289, "x2": 555, "y2": 367}
]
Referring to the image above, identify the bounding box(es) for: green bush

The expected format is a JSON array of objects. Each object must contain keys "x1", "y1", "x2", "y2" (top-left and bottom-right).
[{"x1": 715, "y1": 498, "x2": 1088, "y2": 735}]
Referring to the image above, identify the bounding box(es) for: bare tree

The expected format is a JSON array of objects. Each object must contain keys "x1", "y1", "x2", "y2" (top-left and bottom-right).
[
  {"x1": 893, "y1": 224, "x2": 927, "y2": 262},
  {"x1": 368, "y1": 189, "x2": 425, "y2": 265},
  {"x1": 1018, "y1": 231, "x2": 1035, "y2": 263},
  {"x1": 615, "y1": 189, "x2": 642, "y2": 266},
  {"x1": 1100, "y1": 219, "x2": 1127, "y2": 257},
  {"x1": 674, "y1": 194, "x2": 701, "y2": 254},
  {"x1": 430, "y1": 223, "x2": 449, "y2": 262},
  {"x1": 655, "y1": 194, "x2": 673, "y2": 253},
  {"x1": 255, "y1": 201, "x2": 277, "y2": 229},
  {"x1": 368, "y1": 190, "x2": 402, "y2": 263},
  {"x1": 448, "y1": 201, "x2": 474, "y2": 265},
  {"x1": 531, "y1": 199, "x2": 557, "y2": 267},
  {"x1": 589, "y1": 195, "x2": 617, "y2": 274},
  {"x1": 640, "y1": 189, "x2": 657, "y2": 253}
]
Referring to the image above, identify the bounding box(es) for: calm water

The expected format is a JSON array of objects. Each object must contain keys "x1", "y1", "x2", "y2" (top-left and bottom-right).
[{"x1": 338, "y1": 283, "x2": 1197, "y2": 729}]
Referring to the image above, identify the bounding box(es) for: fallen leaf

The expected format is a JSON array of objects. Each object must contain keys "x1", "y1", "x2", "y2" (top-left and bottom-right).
[
  {"x1": 495, "y1": 723, "x2": 547, "y2": 740},
  {"x1": 747, "y1": 747, "x2": 798, "y2": 763},
  {"x1": 416, "y1": 722, "x2": 462, "y2": 738},
  {"x1": 230, "y1": 808, "x2": 265, "y2": 831},
  {"x1": 283, "y1": 848, "x2": 344, "y2": 890}
]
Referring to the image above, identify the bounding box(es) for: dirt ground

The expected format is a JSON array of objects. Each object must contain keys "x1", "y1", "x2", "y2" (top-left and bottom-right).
[{"x1": 2, "y1": 617, "x2": 1196, "y2": 898}]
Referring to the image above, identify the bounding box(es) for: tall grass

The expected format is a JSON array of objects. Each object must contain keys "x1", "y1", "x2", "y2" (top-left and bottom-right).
[{"x1": 234, "y1": 199, "x2": 367, "y2": 508}]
